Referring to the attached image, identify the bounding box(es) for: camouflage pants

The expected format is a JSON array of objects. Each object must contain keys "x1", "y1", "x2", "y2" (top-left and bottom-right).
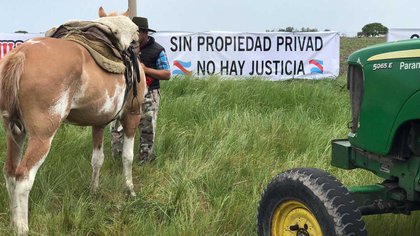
[
  {"x1": 110, "y1": 89, "x2": 160, "y2": 162},
  {"x1": 110, "y1": 119, "x2": 124, "y2": 157}
]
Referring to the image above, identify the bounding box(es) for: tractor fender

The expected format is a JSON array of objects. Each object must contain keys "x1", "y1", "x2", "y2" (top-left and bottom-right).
[{"x1": 387, "y1": 90, "x2": 420, "y2": 153}]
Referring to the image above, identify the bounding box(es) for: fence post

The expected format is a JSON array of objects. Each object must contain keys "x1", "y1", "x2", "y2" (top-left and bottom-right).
[{"x1": 128, "y1": 0, "x2": 137, "y2": 18}]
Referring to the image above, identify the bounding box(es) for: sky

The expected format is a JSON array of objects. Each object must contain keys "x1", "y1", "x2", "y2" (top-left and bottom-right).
[{"x1": 1, "y1": 0, "x2": 419, "y2": 36}]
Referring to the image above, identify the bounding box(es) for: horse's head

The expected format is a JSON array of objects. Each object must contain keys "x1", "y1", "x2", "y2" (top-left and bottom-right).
[{"x1": 95, "y1": 7, "x2": 139, "y2": 50}]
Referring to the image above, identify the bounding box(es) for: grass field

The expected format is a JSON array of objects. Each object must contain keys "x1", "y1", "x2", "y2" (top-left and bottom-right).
[{"x1": 2, "y1": 36, "x2": 419, "y2": 235}]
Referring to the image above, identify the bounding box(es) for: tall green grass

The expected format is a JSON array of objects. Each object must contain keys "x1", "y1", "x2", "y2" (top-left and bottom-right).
[{"x1": 2, "y1": 37, "x2": 418, "y2": 235}]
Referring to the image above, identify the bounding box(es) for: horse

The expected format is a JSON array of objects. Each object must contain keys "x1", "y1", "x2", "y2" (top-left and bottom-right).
[{"x1": 0, "y1": 7, "x2": 146, "y2": 235}]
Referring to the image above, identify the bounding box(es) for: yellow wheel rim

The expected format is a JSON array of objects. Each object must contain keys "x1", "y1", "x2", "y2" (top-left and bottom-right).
[{"x1": 271, "y1": 200, "x2": 323, "y2": 236}]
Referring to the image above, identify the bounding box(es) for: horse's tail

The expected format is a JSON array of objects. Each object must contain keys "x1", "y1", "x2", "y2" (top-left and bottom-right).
[{"x1": 0, "y1": 51, "x2": 26, "y2": 136}]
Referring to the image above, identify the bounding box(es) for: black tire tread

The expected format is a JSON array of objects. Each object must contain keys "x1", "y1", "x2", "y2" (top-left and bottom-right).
[{"x1": 257, "y1": 168, "x2": 367, "y2": 236}]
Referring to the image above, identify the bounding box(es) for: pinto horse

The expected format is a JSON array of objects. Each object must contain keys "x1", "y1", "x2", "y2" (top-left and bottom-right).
[{"x1": 0, "y1": 7, "x2": 146, "y2": 235}]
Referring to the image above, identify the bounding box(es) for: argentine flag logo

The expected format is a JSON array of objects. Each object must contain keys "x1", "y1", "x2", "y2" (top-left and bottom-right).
[{"x1": 173, "y1": 60, "x2": 192, "y2": 75}]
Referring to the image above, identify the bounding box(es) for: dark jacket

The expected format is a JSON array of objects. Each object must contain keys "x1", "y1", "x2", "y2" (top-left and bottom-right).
[{"x1": 140, "y1": 36, "x2": 165, "y2": 90}]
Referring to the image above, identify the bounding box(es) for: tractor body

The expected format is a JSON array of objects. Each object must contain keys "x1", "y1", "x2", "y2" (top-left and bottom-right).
[
  {"x1": 332, "y1": 39, "x2": 420, "y2": 215},
  {"x1": 257, "y1": 39, "x2": 420, "y2": 236}
]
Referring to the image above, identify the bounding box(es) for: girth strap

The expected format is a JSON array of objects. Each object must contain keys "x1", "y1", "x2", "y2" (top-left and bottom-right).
[{"x1": 107, "y1": 44, "x2": 142, "y2": 125}]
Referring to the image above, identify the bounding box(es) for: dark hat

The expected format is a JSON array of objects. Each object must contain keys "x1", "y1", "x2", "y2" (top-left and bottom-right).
[{"x1": 132, "y1": 16, "x2": 156, "y2": 32}]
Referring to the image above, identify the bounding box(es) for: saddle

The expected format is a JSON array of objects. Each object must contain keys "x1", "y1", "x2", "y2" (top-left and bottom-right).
[{"x1": 46, "y1": 21, "x2": 129, "y2": 74}]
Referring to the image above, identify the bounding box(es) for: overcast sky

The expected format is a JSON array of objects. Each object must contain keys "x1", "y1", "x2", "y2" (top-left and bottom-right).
[{"x1": 1, "y1": 0, "x2": 419, "y2": 36}]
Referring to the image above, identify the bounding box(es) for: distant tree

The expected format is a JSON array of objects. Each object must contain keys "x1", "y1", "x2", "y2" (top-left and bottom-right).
[
  {"x1": 300, "y1": 27, "x2": 318, "y2": 32},
  {"x1": 266, "y1": 27, "x2": 320, "y2": 32},
  {"x1": 266, "y1": 28, "x2": 286, "y2": 32},
  {"x1": 358, "y1": 23, "x2": 388, "y2": 37},
  {"x1": 285, "y1": 27, "x2": 295, "y2": 32},
  {"x1": 14, "y1": 30, "x2": 28, "y2": 34},
  {"x1": 265, "y1": 27, "x2": 294, "y2": 32}
]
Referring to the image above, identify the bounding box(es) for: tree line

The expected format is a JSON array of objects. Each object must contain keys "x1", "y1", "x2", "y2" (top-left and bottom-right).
[
  {"x1": 15, "y1": 23, "x2": 389, "y2": 37},
  {"x1": 267, "y1": 23, "x2": 388, "y2": 37}
]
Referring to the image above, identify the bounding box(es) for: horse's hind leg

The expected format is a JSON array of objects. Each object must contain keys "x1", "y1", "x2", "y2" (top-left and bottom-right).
[
  {"x1": 9, "y1": 136, "x2": 54, "y2": 235},
  {"x1": 3, "y1": 130, "x2": 25, "y2": 234},
  {"x1": 91, "y1": 126, "x2": 105, "y2": 193},
  {"x1": 120, "y1": 114, "x2": 141, "y2": 197}
]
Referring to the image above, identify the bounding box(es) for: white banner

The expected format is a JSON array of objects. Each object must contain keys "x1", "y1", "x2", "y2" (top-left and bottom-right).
[
  {"x1": 154, "y1": 31, "x2": 340, "y2": 80},
  {"x1": 1, "y1": 32, "x2": 340, "y2": 80},
  {"x1": 0, "y1": 33, "x2": 43, "y2": 60},
  {"x1": 387, "y1": 29, "x2": 420, "y2": 42}
]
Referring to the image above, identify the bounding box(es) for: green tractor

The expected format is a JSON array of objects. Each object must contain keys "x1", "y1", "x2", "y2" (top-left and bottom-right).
[{"x1": 257, "y1": 39, "x2": 420, "y2": 236}]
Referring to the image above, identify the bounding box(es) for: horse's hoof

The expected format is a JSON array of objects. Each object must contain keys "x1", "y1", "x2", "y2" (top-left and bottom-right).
[
  {"x1": 16, "y1": 225, "x2": 29, "y2": 236},
  {"x1": 90, "y1": 188, "x2": 99, "y2": 195},
  {"x1": 126, "y1": 190, "x2": 136, "y2": 198}
]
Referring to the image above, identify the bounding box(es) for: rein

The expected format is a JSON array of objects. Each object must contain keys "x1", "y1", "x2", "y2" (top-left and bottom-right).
[{"x1": 109, "y1": 44, "x2": 142, "y2": 124}]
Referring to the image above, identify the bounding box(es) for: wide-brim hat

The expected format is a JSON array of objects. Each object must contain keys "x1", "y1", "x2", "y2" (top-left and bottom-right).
[{"x1": 132, "y1": 16, "x2": 156, "y2": 32}]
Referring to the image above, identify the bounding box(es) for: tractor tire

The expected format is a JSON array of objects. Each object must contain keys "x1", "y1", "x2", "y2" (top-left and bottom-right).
[{"x1": 257, "y1": 168, "x2": 367, "y2": 236}]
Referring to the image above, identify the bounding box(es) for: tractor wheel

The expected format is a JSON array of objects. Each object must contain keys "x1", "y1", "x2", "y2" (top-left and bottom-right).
[{"x1": 257, "y1": 168, "x2": 367, "y2": 236}]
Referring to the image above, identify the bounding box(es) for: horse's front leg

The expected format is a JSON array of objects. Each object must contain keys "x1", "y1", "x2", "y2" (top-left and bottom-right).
[
  {"x1": 120, "y1": 114, "x2": 141, "y2": 197},
  {"x1": 91, "y1": 126, "x2": 105, "y2": 193}
]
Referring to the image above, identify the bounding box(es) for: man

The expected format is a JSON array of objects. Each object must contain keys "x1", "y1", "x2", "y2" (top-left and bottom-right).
[{"x1": 111, "y1": 16, "x2": 171, "y2": 164}]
